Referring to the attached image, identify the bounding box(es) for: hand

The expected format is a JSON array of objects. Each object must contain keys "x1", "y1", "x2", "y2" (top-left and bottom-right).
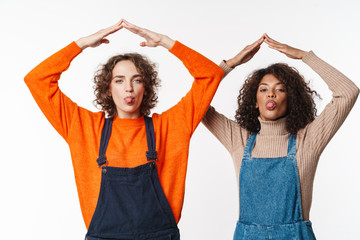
[
  {"x1": 122, "y1": 19, "x2": 175, "y2": 49},
  {"x1": 75, "y1": 20, "x2": 124, "y2": 50},
  {"x1": 264, "y1": 33, "x2": 308, "y2": 59},
  {"x1": 226, "y1": 35, "x2": 265, "y2": 68}
]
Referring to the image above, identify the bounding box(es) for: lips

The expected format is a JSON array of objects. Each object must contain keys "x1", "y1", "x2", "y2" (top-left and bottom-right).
[
  {"x1": 124, "y1": 96, "x2": 135, "y2": 104},
  {"x1": 266, "y1": 100, "x2": 277, "y2": 110}
]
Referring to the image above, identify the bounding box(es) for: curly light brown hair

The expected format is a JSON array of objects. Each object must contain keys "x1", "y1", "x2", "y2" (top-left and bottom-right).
[
  {"x1": 235, "y1": 63, "x2": 320, "y2": 134},
  {"x1": 93, "y1": 53, "x2": 160, "y2": 117}
]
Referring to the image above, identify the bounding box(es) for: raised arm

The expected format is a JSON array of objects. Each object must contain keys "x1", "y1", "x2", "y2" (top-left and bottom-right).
[
  {"x1": 202, "y1": 35, "x2": 265, "y2": 151},
  {"x1": 24, "y1": 21, "x2": 124, "y2": 141},
  {"x1": 265, "y1": 34, "x2": 359, "y2": 156}
]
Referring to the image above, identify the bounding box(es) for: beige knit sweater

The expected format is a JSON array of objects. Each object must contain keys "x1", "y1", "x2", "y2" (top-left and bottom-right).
[{"x1": 202, "y1": 51, "x2": 359, "y2": 221}]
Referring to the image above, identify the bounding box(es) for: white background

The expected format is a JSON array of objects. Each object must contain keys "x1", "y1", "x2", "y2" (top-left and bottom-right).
[{"x1": 1, "y1": 0, "x2": 359, "y2": 239}]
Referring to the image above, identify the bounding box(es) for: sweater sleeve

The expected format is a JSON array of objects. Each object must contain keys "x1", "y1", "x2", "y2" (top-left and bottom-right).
[
  {"x1": 24, "y1": 42, "x2": 83, "y2": 141},
  {"x1": 300, "y1": 51, "x2": 359, "y2": 156},
  {"x1": 164, "y1": 41, "x2": 224, "y2": 134},
  {"x1": 202, "y1": 105, "x2": 239, "y2": 153}
]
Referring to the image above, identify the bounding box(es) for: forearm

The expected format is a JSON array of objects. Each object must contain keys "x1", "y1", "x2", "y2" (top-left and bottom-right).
[
  {"x1": 300, "y1": 52, "x2": 359, "y2": 155},
  {"x1": 303, "y1": 51, "x2": 359, "y2": 101}
]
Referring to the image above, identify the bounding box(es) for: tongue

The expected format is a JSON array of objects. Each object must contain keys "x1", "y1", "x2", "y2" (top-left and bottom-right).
[
  {"x1": 125, "y1": 97, "x2": 134, "y2": 104},
  {"x1": 266, "y1": 101, "x2": 276, "y2": 110}
]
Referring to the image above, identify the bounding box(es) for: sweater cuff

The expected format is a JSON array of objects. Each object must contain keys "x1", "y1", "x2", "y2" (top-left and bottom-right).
[
  {"x1": 168, "y1": 41, "x2": 185, "y2": 56},
  {"x1": 302, "y1": 50, "x2": 317, "y2": 65},
  {"x1": 219, "y1": 60, "x2": 233, "y2": 78},
  {"x1": 65, "y1": 41, "x2": 83, "y2": 58}
]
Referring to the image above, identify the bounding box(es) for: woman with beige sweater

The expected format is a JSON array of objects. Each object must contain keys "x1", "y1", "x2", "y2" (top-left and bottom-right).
[{"x1": 202, "y1": 34, "x2": 359, "y2": 239}]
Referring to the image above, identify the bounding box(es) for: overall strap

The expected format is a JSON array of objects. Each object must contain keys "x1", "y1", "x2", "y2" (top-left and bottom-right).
[
  {"x1": 287, "y1": 134, "x2": 297, "y2": 157},
  {"x1": 144, "y1": 116, "x2": 157, "y2": 161},
  {"x1": 96, "y1": 118, "x2": 113, "y2": 167},
  {"x1": 243, "y1": 133, "x2": 258, "y2": 158}
]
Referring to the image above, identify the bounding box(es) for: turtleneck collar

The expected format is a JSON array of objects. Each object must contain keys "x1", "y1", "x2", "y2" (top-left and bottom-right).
[{"x1": 258, "y1": 116, "x2": 288, "y2": 136}]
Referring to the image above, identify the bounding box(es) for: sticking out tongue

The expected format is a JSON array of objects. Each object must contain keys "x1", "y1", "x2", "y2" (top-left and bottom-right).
[
  {"x1": 266, "y1": 101, "x2": 276, "y2": 110},
  {"x1": 124, "y1": 97, "x2": 134, "y2": 104}
]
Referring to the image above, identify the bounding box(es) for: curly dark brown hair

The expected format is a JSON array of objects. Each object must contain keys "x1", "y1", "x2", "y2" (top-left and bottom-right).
[
  {"x1": 93, "y1": 53, "x2": 160, "y2": 117},
  {"x1": 235, "y1": 63, "x2": 321, "y2": 134}
]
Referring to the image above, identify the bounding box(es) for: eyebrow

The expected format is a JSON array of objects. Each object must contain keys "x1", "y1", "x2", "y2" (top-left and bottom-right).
[
  {"x1": 259, "y1": 82, "x2": 285, "y2": 86},
  {"x1": 112, "y1": 74, "x2": 143, "y2": 80}
]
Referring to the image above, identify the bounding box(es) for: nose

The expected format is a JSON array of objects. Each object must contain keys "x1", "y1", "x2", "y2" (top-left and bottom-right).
[
  {"x1": 125, "y1": 80, "x2": 133, "y2": 92},
  {"x1": 267, "y1": 89, "x2": 275, "y2": 98}
]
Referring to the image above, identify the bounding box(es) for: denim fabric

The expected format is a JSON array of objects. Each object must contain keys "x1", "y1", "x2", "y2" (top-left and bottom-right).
[
  {"x1": 85, "y1": 117, "x2": 180, "y2": 240},
  {"x1": 234, "y1": 133, "x2": 316, "y2": 240}
]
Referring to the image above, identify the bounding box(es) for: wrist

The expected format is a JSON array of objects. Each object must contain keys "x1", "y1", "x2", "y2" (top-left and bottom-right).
[
  {"x1": 159, "y1": 35, "x2": 175, "y2": 50},
  {"x1": 75, "y1": 38, "x2": 88, "y2": 50},
  {"x1": 299, "y1": 50, "x2": 309, "y2": 59},
  {"x1": 225, "y1": 58, "x2": 238, "y2": 68}
]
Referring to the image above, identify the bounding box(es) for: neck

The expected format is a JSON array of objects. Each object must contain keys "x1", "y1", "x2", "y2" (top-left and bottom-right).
[{"x1": 258, "y1": 116, "x2": 288, "y2": 136}]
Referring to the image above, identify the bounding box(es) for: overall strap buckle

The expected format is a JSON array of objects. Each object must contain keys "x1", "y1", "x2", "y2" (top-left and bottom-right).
[
  {"x1": 96, "y1": 118, "x2": 113, "y2": 167},
  {"x1": 96, "y1": 155, "x2": 107, "y2": 167}
]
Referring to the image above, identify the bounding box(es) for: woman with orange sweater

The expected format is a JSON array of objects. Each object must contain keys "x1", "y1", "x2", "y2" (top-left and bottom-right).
[{"x1": 25, "y1": 19, "x2": 223, "y2": 240}]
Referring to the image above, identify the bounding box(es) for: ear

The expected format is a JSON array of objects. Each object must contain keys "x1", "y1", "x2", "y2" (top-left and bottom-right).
[{"x1": 255, "y1": 101, "x2": 259, "y2": 109}]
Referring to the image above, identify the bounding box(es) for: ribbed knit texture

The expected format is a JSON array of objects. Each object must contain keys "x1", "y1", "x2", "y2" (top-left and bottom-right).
[
  {"x1": 202, "y1": 51, "x2": 359, "y2": 220},
  {"x1": 25, "y1": 41, "x2": 224, "y2": 228}
]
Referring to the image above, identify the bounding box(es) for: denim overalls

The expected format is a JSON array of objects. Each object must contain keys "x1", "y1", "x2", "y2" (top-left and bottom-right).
[
  {"x1": 233, "y1": 133, "x2": 317, "y2": 240},
  {"x1": 85, "y1": 117, "x2": 180, "y2": 240}
]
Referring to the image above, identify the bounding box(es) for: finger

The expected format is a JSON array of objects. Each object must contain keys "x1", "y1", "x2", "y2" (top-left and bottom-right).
[
  {"x1": 123, "y1": 20, "x2": 148, "y2": 37},
  {"x1": 267, "y1": 43, "x2": 284, "y2": 52},
  {"x1": 265, "y1": 39, "x2": 285, "y2": 51},
  {"x1": 258, "y1": 34, "x2": 266, "y2": 43},
  {"x1": 101, "y1": 39, "x2": 110, "y2": 44},
  {"x1": 265, "y1": 34, "x2": 283, "y2": 46},
  {"x1": 254, "y1": 37, "x2": 264, "y2": 46},
  {"x1": 247, "y1": 37, "x2": 264, "y2": 51},
  {"x1": 267, "y1": 44, "x2": 287, "y2": 55},
  {"x1": 111, "y1": 20, "x2": 123, "y2": 28},
  {"x1": 140, "y1": 42, "x2": 148, "y2": 47},
  {"x1": 117, "y1": 19, "x2": 124, "y2": 25},
  {"x1": 122, "y1": 19, "x2": 138, "y2": 29},
  {"x1": 109, "y1": 24, "x2": 123, "y2": 34},
  {"x1": 102, "y1": 24, "x2": 123, "y2": 38},
  {"x1": 123, "y1": 23, "x2": 140, "y2": 34}
]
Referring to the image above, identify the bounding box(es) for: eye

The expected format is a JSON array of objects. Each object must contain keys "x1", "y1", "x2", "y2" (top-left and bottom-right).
[
  {"x1": 115, "y1": 79, "x2": 123, "y2": 83},
  {"x1": 133, "y1": 78, "x2": 144, "y2": 83},
  {"x1": 259, "y1": 88, "x2": 267, "y2": 92},
  {"x1": 276, "y1": 88, "x2": 286, "y2": 92}
]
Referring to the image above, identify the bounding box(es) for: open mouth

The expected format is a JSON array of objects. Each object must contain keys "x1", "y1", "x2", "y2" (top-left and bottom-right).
[{"x1": 266, "y1": 100, "x2": 277, "y2": 110}]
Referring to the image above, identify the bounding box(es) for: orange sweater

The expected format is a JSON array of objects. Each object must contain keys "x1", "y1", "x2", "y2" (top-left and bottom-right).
[{"x1": 25, "y1": 41, "x2": 223, "y2": 228}]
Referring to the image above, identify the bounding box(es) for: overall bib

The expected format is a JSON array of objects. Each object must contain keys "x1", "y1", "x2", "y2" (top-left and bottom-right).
[
  {"x1": 233, "y1": 133, "x2": 317, "y2": 240},
  {"x1": 85, "y1": 117, "x2": 180, "y2": 240}
]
